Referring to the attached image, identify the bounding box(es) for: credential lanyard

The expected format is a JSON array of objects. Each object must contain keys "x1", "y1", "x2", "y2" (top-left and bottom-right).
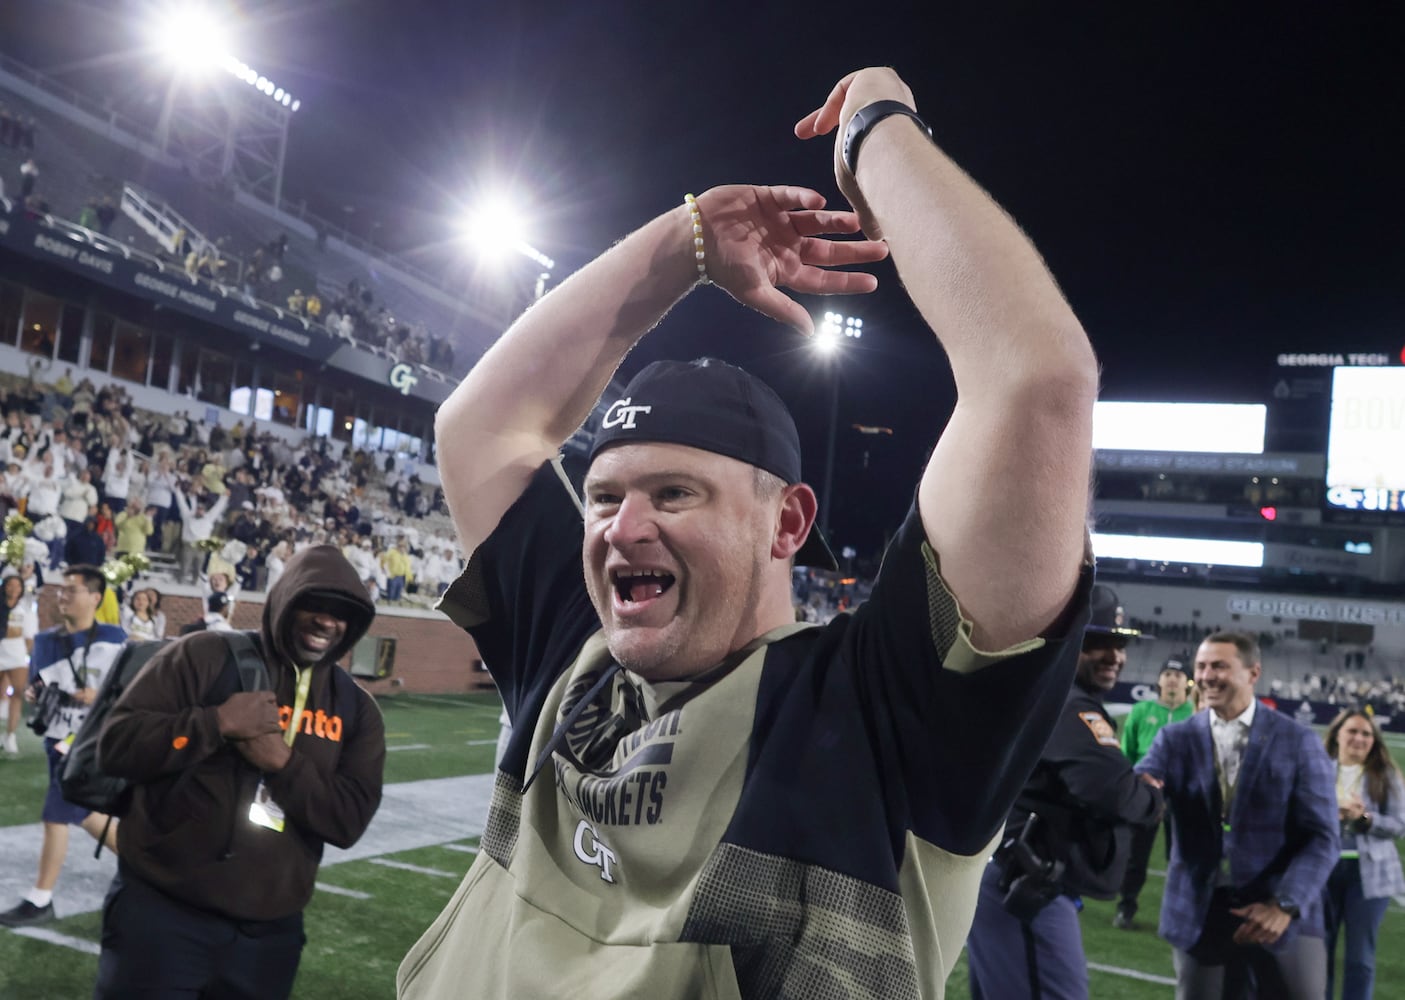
[{"x1": 284, "y1": 667, "x2": 311, "y2": 748}]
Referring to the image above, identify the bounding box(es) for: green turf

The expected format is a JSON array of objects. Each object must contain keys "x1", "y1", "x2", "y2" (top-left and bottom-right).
[{"x1": 4, "y1": 697, "x2": 1405, "y2": 998}]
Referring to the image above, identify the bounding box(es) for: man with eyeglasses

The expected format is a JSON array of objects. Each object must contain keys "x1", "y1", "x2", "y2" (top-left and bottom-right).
[
  {"x1": 967, "y1": 585, "x2": 1165, "y2": 999},
  {"x1": 0, "y1": 564, "x2": 126, "y2": 928}
]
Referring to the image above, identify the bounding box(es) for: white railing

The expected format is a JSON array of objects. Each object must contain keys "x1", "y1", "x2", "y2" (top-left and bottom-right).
[{"x1": 121, "y1": 183, "x2": 221, "y2": 263}]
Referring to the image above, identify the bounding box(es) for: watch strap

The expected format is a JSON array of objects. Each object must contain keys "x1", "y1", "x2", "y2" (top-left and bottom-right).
[{"x1": 842, "y1": 100, "x2": 934, "y2": 176}]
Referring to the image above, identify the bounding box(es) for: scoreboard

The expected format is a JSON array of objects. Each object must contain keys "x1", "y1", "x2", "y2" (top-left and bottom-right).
[{"x1": 1326, "y1": 367, "x2": 1405, "y2": 514}]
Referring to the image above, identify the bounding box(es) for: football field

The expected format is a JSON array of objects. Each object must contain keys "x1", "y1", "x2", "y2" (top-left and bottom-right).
[{"x1": 2, "y1": 694, "x2": 1404, "y2": 998}]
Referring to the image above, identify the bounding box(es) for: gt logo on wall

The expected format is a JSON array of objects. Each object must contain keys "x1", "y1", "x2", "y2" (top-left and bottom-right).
[{"x1": 389, "y1": 362, "x2": 419, "y2": 395}]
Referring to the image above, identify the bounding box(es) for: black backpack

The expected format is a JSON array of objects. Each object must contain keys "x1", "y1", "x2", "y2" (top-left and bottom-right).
[{"x1": 61, "y1": 630, "x2": 269, "y2": 819}]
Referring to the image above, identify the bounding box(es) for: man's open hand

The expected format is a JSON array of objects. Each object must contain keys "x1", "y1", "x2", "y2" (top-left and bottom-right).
[{"x1": 694, "y1": 185, "x2": 888, "y2": 336}]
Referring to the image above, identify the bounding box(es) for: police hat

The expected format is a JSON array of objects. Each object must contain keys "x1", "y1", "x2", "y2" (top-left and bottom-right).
[{"x1": 1084, "y1": 585, "x2": 1141, "y2": 640}]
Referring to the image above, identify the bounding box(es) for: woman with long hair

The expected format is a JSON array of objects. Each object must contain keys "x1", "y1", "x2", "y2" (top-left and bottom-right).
[
  {"x1": 1322, "y1": 709, "x2": 1405, "y2": 999},
  {"x1": 120, "y1": 587, "x2": 166, "y2": 642},
  {"x1": 0, "y1": 573, "x2": 37, "y2": 755}
]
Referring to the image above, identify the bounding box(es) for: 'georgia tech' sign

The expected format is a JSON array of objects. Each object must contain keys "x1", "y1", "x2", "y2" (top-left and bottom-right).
[{"x1": 389, "y1": 363, "x2": 419, "y2": 396}]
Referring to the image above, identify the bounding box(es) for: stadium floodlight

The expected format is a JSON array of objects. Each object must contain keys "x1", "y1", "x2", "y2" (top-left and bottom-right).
[
  {"x1": 814, "y1": 311, "x2": 862, "y2": 355},
  {"x1": 149, "y1": 6, "x2": 300, "y2": 111},
  {"x1": 461, "y1": 194, "x2": 555, "y2": 273},
  {"x1": 214, "y1": 56, "x2": 299, "y2": 112},
  {"x1": 150, "y1": 6, "x2": 231, "y2": 77}
]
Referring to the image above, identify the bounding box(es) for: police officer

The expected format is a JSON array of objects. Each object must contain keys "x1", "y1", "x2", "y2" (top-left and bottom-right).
[
  {"x1": 1114, "y1": 657, "x2": 1193, "y2": 929},
  {"x1": 967, "y1": 585, "x2": 1165, "y2": 999}
]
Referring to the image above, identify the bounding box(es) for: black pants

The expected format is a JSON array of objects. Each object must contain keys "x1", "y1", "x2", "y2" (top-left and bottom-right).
[
  {"x1": 1118, "y1": 815, "x2": 1172, "y2": 913},
  {"x1": 94, "y1": 863, "x2": 305, "y2": 999}
]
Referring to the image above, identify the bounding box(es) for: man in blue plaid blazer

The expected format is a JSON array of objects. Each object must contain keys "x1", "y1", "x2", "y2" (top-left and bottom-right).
[{"x1": 1136, "y1": 630, "x2": 1337, "y2": 999}]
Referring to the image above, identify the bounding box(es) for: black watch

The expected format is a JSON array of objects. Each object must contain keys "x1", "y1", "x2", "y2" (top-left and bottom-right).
[
  {"x1": 841, "y1": 100, "x2": 934, "y2": 176},
  {"x1": 1274, "y1": 896, "x2": 1300, "y2": 919}
]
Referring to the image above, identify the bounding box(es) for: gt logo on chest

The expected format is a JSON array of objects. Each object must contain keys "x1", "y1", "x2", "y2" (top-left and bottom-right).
[{"x1": 573, "y1": 820, "x2": 620, "y2": 883}]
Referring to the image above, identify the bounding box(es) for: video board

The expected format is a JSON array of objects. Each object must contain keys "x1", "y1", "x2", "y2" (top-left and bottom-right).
[{"x1": 1326, "y1": 367, "x2": 1405, "y2": 513}]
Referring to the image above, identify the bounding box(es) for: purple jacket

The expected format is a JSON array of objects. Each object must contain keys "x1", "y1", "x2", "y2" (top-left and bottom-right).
[{"x1": 1136, "y1": 704, "x2": 1338, "y2": 951}]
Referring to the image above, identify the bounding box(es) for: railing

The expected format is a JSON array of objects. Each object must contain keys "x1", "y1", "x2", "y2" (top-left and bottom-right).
[
  {"x1": 276, "y1": 196, "x2": 481, "y2": 305},
  {"x1": 120, "y1": 182, "x2": 247, "y2": 281},
  {"x1": 1, "y1": 51, "x2": 484, "y2": 317},
  {"x1": 0, "y1": 54, "x2": 467, "y2": 383},
  {"x1": 11, "y1": 205, "x2": 454, "y2": 387},
  {"x1": 0, "y1": 52, "x2": 162, "y2": 151}
]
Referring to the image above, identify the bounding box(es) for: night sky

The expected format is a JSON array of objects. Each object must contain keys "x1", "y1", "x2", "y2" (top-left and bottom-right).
[{"x1": 2, "y1": 2, "x2": 1402, "y2": 558}]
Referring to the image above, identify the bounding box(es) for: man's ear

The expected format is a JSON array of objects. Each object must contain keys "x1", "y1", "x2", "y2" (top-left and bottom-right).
[{"x1": 773, "y1": 483, "x2": 818, "y2": 562}]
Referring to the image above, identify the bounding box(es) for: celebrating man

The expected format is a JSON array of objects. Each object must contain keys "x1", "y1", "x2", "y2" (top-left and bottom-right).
[{"x1": 400, "y1": 67, "x2": 1099, "y2": 999}]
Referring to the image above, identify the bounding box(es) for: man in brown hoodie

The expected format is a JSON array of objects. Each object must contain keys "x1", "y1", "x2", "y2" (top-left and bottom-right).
[{"x1": 94, "y1": 544, "x2": 385, "y2": 999}]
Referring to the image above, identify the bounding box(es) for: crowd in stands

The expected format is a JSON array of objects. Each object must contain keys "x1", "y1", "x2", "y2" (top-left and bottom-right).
[
  {"x1": 0, "y1": 367, "x2": 467, "y2": 612},
  {"x1": 2, "y1": 96, "x2": 460, "y2": 380},
  {"x1": 2, "y1": 101, "x2": 45, "y2": 216},
  {"x1": 309, "y1": 277, "x2": 456, "y2": 370},
  {"x1": 180, "y1": 227, "x2": 457, "y2": 372},
  {"x1": 0, "y1": 105, "x2": 39, "y2": 151},
  {"x1": 791, "y1": 567, "x2": 871, "y2": 624},
  {"x1": 1269, "y1": 674, "x2": 1405, "y2": 717}
]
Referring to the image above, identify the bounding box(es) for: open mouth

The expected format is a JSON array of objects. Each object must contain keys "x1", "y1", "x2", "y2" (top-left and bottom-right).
[
  {"x1": 612, "y1": 568, "x2": 676, "y2": 605},
  {"x1": 299, "y1": 630, "x2": 334, "y2": 650}
]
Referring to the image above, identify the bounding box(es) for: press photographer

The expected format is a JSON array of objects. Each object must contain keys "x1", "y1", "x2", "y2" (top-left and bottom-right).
[{"x1": 0, "y1": 564, "x2": 126, "y2": 928}]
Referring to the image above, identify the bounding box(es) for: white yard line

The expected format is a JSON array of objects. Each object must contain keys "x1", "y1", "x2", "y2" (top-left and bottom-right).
[
  {"x1": 10, "y1": 926, "x2": 101, "y2": 955},
  {"x1": 315, "y1": 882, "x2": 372, "y2": 900},
  {"x1": 386, "y1": 743, "x2": 432, "y2": 752},
  {"x1": 1088, "y1": 961, "x2": 1176, "y2": 986},
  {"x1": 366, "y1": 858, "x2": 459, "y2": 879},
  {"x1": 440, "y1": 843, "x2": 478, "y2": 854}
]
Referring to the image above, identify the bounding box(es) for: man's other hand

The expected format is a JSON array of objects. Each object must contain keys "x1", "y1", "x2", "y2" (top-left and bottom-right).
[
  {"x1": 1229, "y1": 902, "x2": 1292, "y2": 946},
  {"x1": 233, "y1": 731, "x2": 292, "y2": 773},
  {"x1": 216, "y1": 690, "x2": 282, "y2": 740}
]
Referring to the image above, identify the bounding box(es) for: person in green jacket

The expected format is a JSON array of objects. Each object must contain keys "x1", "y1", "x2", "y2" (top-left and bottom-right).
[
  {"x1": 114, "y1": 504, "x2": 155, "y2": 556},
  {"x1": 1114, "y1": 658, "x2": 1194, "y2": 928}
]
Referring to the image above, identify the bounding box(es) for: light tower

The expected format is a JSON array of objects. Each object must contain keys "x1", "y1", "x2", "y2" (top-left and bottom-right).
[
  {"x1": 149, "y1": 8, "x2": 299, "y2": 207},
  {"x1": 814, "y1": 311, "x2": 863, "y2": 540}
]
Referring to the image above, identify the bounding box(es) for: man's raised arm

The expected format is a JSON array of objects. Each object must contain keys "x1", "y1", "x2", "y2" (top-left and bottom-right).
[
  {"x1": 799, "y1": 69, "x2": 1098, "y2": 649},
  {"x1": 435, "y1": 188, "x2": 887, "y2": 555}
]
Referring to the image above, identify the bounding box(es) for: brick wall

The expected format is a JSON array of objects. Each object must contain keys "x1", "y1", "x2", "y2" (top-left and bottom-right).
[{"x1": 34, "y1": 585, "x2": 493, "y2": 695}]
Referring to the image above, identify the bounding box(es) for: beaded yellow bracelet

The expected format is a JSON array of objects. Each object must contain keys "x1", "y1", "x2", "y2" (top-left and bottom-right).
[{"x1": 684, "y1": 193, "x2": 712, "y2": 285}]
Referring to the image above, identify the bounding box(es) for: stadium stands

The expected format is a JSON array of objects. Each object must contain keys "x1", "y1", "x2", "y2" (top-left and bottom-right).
[{"x1": 0, "y1": 57, "x2": 497, "y2": 383}]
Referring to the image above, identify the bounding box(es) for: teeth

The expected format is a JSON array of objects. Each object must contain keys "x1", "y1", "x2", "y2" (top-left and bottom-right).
[{"x1": 611, "y1": 568, "x2": 674, "y2": 604}]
